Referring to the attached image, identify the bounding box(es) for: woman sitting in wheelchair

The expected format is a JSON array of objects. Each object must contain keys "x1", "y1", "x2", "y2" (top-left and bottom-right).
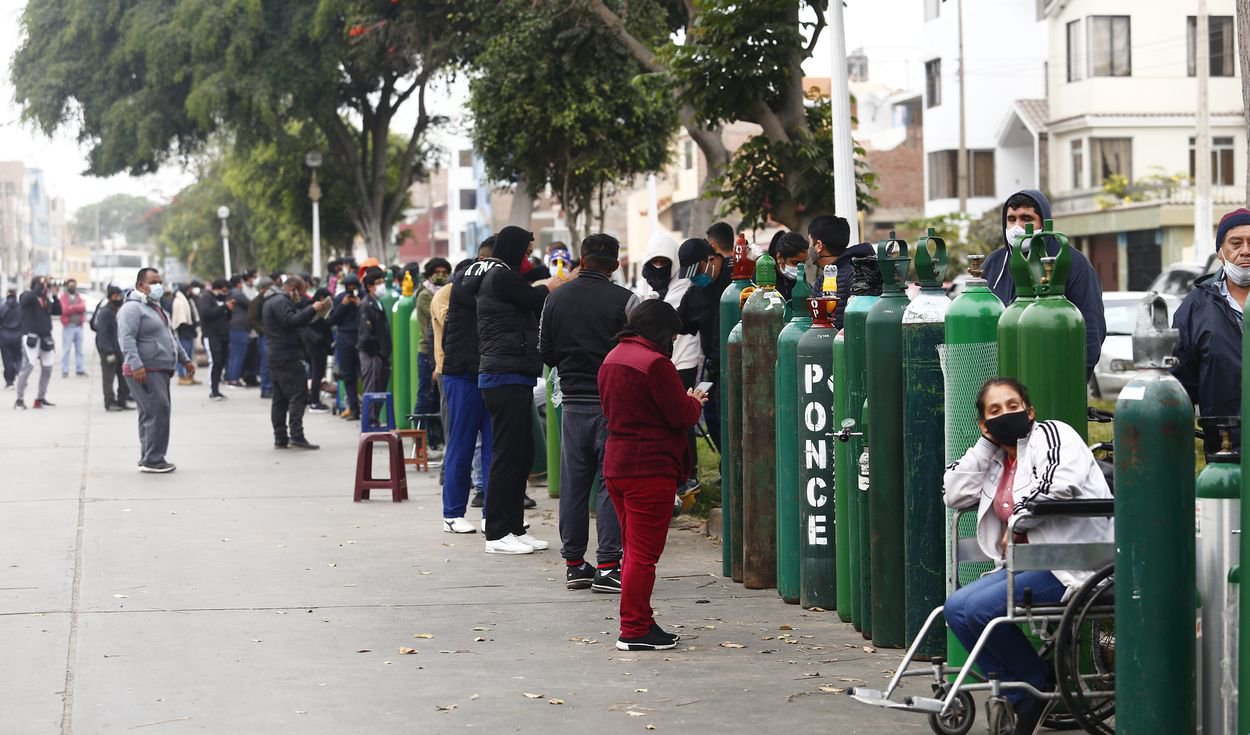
[{"x1": 942, "y1": 377, "x2": 1113, "y2": 735}]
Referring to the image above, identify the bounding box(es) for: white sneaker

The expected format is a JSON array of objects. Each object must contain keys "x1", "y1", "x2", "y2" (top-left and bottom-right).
[
  {"x1": 484, "y1": 534, "x2": 534, "y2": 555},
  {"x1": 443, "y1": 517, "x2": 476, "y2": 534},
  {"x1": 514, "y1": 533, "x2": 549, "y2": 550}
]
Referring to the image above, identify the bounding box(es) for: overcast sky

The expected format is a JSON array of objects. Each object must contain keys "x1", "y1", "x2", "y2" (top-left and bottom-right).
[{"x1": 0, "y1": 0, "x2": 923, "y2": 217}]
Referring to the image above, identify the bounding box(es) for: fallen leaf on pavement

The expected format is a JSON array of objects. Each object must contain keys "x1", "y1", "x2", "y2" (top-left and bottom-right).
[
  {"x1": 469, "y1": 693, "x2": 480, "y2": 700},
  {"x1": 626, "y1": 711, "x2": 645, "y2": 717},
  {"x1": 646, "y1": 726, "x2": 656, "y2": 730},
  {"x1": 818, "y1": 686, "x2": 846, "y2": 694},
  {"x1": 779, "y1": 624, "x2": 794, "y2": 631},
  {"x1": 355, "y1": 649, "x2": 371, "y2": 653},
  {"x1": 548, "y1": 698, "x2": 564, "y2": 705},
  {"x1": 398, "y1": 647, "x2": 417, "y2": 655},
  {"x1": 862, "y1": 646, "x2": 877, "y2": 654},
  {"x1": 634, "y1": 688, "x2": 648, "y2": 693},
  {"x1": 112, "y1": 594, "x2": 128, "y2": 599},
  {"x1": 414, "y1": 633, "x2": 434, "y2": 639},
  {"x1": 474, "y1": 637, "x2": 486, "y2": 642},
  {"x1": 719, "y1": 642, "x2": 745, "y2": 649},
  {"x1": 522, "y1": 693, "x2": 543, "y2": 699},
  {"x1": 435, "y1": 704, "x2": 458, "y2": 711}
]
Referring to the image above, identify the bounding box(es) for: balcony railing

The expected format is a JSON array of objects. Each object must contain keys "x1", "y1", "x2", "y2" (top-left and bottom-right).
[{"x1": 1052, "y1": 183, "x2": 1244, "y2": 214}]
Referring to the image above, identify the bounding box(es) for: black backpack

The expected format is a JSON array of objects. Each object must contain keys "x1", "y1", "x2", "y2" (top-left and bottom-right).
[{"x1": 88, "y1": 299, "x2": 105, "y2": 332}]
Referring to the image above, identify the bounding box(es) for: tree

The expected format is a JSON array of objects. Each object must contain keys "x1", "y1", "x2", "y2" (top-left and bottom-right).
[
  {"x1": 468, "y1": 2, "x2": 677, "y2": 246},
  {"x1": 588, "y1": 0, "x2": 875, "y2": 232},
  {"x1": 72, "y1": 195, "x2": 163, "y2": 245},
  {"x1": 13, "y1": 0, "x2": 463, "y2": 260}
]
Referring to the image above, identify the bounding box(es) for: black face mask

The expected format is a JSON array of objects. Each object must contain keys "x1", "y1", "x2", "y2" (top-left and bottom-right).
[
  {"x1": 643, "y1": 262, "x2": 671, "y2": 297},
  {"x1": 984, "y1": 410, "x2": 1034, "y2": 447},
  {"x1": 109, "y1": 299, "x2": 122, "y2": 308}
]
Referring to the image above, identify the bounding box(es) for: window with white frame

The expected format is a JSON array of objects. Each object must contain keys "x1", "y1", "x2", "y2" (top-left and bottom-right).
[
  {"x1": 1089, "y1": 138, "x2": 1132, "y2": 185},
  {"x1": 1070, "y1": 139, "x2": 1084, "y2": 190},
  {"x1": 1189, "y1": 136, "x2": 1236, "y2": 186},
  {"x1": 925, "y1": 59, "x2": 941, "y2": 108},
  {"x1": 1188, "y1": 16, "x2": 1236, "y2": 77},
  {"x1": 1066, "y1": 20, "x2": 1083, "y2": 82},
  {"x1": 1087, "y1": 16, "x2": 1131, "y2": 77}
]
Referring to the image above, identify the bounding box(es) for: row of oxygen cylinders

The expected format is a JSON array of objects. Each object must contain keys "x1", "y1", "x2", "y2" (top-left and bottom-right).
[
  {"x1": 719, "y1": 222, "x2": 1244, "y2": 735},
  {"x1": 376, "y1": 272, "x2": 422, "y2": 426}
]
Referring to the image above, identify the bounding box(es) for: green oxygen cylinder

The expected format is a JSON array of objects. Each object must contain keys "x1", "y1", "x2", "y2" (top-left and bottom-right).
[
  {"x1": 900, "y1": 229, "x2": 950, "y2": 656},
  {"x1": 832, "y1": 325, "x2": 851, "y2": 620},
  {"x1": 842, "y1": 256, "x2": 883, "y2": 635},
  {"x1": 865, "y1": 232, "x2": 911, "y2": 648},
  {"x1": 776, "y1": 265, "x2": 813, "y2": 604},
  {"x1": 720, "y1": 234, "x2": 755, "y2": 577},
  {"x1": 545, "y1": 367, "x2": 561, "y2": 498},
  {"x1": 1017, "y1": 219, "x2": 1087, "y2": 441},
  {"x1": 408, "y1": 295, "x2": 423, "y2": 421},
  {"x1": 741, "y1": 254, "x2": 787, "y2": 590},
  {"x1": 1115, "y1": 294, "x2": 1196, "y2": 734},
  {"x1": 798, "y1": 294, "x2": 838, "y2": 612},
  {"x1": 1195, "y1": 416, "x2": 1239, "y2": 735},
  {"x1": 1241, "y1": 308, "x2": 1250, "y2": 735},
  {"x1": 996, "y1": 224, "x2": 1041, "y2": 380},
  {"x1": 726, "y1": 317, "x2": 748, "y2": 583},
  {"x1": 391, "y1": 274, "x2": 416, "y2": 426},
  {"x1": 941, "y1": 253, "x2": 1004, "y2": 673}
]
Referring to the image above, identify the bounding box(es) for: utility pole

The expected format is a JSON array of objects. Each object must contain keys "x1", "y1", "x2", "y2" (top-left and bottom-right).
[
  {"x1": 1237, "y1": 0, "x2": 1250, "y2": 202},
  {"x1": 956, "y1": 0, "x2": 969, "y2": 214},
  {"x1": 828, "y1": 0, "x2": 860, "y2": 244},
  {"x1": 1196, "y1": 0, "x2": 1213, "y2": 256}
]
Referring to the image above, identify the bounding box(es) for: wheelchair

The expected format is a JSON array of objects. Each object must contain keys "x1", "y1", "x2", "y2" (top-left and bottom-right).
[{"x1": 848, "y1": 497, "x2": 1116, "y2": 735}]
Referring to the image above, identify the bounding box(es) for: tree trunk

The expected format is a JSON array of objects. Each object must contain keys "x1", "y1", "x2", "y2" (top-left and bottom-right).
[
  {"x1": 1238, "y1": 0, "x2": 1250, "y2": 201},
  {"x1": 509, "y1": 174, "x2": 535, "y2": 231},
  {"x1": 684, "y1": 113, "x2": 729, "y2": 227}
]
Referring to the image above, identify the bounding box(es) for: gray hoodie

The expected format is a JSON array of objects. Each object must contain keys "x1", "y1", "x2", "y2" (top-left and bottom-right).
[{"x1": 118, "y1": 289, "x2": 189, "y2": 373}]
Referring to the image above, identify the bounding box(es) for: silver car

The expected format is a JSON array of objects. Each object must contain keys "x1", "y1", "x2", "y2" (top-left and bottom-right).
[{"x1": 1089, "y1": 291, "x2": 1183, "y2": 400}]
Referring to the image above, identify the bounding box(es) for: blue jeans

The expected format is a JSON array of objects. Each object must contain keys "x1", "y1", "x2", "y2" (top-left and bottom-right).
[
  {"x1": 61, "y1": 324, "x2": 84, "y2": 374},
  {"x1": 442, "y1": 374, "x2": 493, "y2": 519},
  {"x1": 258, "y1": 335, "x2": 271, "y2": 393},
  {"x1": 944, "y1": 568, "x2": 1067, "y2": 705},
  {"x1": 226, "y1": 328, "x2": 250, "y2": 381},
  {"x1": 176, "y1": 335, "x2": 195, "y2": 377}
]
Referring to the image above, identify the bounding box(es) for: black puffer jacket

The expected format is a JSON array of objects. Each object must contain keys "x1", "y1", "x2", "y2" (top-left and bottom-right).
[
  {"x1": 1173, "y1": 271, "x2": 1243, "y2": 421},
  {"x1": 442, "y1": 259, "x2": 483, "y2": 377},
  {"x1": 475, "y1": 226, "x2": 550, "y2": 378},
  {"x1": 262, "y1": 292, "x2": 319, "y2": 363},
  {"x1": 540, "y1": 270, "x2": 636, "y2": 404},
  {"x1": 198, "y1": 292, "x2": 232, "y2": 339}
]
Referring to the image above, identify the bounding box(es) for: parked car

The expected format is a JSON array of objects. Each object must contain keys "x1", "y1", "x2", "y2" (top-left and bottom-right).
[
  {"x1": 1147, "y1": 254, "x2": 1218, "y2": 297},
  {"x1": 1089, "y1": 291, "x2": 1183, "y2": 400}
]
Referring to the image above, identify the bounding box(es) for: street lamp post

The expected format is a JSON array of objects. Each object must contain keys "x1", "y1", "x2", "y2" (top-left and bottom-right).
[
  {"x1": 305, "y1": 151, "x2": 323, "y2": 278},
  {"x1": 217, "y1": 205, "x2": 231, "y2": 278}
]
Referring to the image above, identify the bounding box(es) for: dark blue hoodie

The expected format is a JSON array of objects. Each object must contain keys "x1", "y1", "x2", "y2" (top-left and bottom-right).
[{"x1": 981, "y1": 189, "x2": 1106, "y2": 377}]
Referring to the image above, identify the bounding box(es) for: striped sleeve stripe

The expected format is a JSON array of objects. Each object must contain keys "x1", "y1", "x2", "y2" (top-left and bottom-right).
[{"x1": 1013, "y1": 421, "x2": 1061, "y2": 514}]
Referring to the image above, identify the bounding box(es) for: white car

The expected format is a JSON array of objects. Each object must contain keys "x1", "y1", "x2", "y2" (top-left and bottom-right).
[{"x1": 1089, "y1": 291, "x2": 1183, "y2": 400}]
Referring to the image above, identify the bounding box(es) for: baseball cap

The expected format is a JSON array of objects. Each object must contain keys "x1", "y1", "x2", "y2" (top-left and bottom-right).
[{"x1": 678, "y1": 238, "x2": 715, "y2": 278}]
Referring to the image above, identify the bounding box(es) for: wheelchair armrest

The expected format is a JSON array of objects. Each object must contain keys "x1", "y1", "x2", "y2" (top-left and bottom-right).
[{"x1": 1022, "y1": 498, "x2": 1114, "y2": 518}]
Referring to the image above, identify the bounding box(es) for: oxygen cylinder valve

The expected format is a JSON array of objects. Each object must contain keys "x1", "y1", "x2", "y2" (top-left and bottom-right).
[
  {"x1": 828, "y1": 417, "x2": 863, "y2": 443},
  {"x1": 967, "y1": 254, "x2": 985, "y2": 279},
  {"x1": 1040, "y1": 257, "x2": 1055, "y2": 286}
]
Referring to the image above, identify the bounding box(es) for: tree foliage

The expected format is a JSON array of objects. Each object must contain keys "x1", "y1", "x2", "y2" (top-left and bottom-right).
[
  {"x1": 468, "y1": 1, "x2": 677, "y2": 245},
  {"x1": 13, "y1": 0, "x2": 464, "y2": 259},
  {"x1": 71, "y1": 195, "x2": 163, "y2": 245},
  {"x1": 589, "y1": 0, "x2": 876, "y2": 233}
]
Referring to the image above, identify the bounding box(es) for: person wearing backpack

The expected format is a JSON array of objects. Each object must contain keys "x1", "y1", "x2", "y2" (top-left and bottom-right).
[{"x1": 0, "y1": 288, "x2": 20, "y2": 388}]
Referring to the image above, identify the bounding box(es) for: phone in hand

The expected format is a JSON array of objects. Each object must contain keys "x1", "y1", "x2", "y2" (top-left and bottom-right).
[{"x1": 695, "y1": 381, "x2": 714, "y2": 394}]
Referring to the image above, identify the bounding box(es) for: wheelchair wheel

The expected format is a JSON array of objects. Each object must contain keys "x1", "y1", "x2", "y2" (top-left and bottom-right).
[
  {"x1": 1055, "y1": 562, "x2": 1116, "y2": 735},
  {"x1": 985, "y1": 697, "x2": 1015, "y2": 735},
  {"x1": 926, "y1": 686, "x2": 975, "y2": 735}
]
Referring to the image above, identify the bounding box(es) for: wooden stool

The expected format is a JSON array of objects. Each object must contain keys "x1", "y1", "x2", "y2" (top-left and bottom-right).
[
  {"x1": 353, "y1": 432, "x2": 409, "y2": 502},
  {"x1": 395, "y1": 429, "x2": 430, "y2": 472}
]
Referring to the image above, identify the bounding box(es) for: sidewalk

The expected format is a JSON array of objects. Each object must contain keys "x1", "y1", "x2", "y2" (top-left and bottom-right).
[{"x1": 1, "y1": 352, "x2": 924, "y2": 733}]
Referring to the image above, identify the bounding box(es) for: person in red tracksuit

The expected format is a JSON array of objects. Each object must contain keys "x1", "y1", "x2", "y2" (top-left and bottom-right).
[{"x1": 598, "y1": 299, "x2": 708, "y2": 651}]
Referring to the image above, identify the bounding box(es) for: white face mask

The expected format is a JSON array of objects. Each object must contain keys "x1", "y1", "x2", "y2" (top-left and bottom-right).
[
  {"x1": 1005, "y1": 225, "x2": 1027, "y2": 247},
  {"x1": 782, "y1": 264, "x2": 799, "y2": 279},
  {"x1": 147, "y1": 283, "x2": 165, "y2": 302},
  {"x1": 1223, "y1": 258, "x2": 1250, "y2": 287}
]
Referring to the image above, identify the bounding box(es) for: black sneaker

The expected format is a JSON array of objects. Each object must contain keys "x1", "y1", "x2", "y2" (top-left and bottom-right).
[
  {"x1": 139, "y1": 461, "x2": 177, "y2": 474},
  {"x1": 591, "y1": 565, "x2": 622, "y2": 594},
  {"x1": 1012, "y1": 684, "x2": 1053, "y2": 735},
  {"x1": 14, "y1": 399, "x2": 26, "y2": 410},
  {"x1": 289, "y1": 437, "x2": 320, "y2": 450},
  {"x1": 470, "y1": 490, "x2": 485, "y2": 508},
  {"x1": 523, "y1": 493, "x2": 537, "y2": 509},
  {"x1": 615, "y1": 629, "x2": 677, "y2": 651},
  {"x1": 274, "y1": 440, "x2": 289, "y2": 449},
  {"x1": 209, "y1": 392, "x2": 227, "y2": 401},
  {"x1": 566, "y1": 562, "x2": 595, "y2": 590},
  {"x1": 650, "y1": 622, "x2": 680, "y2": 643},
  {"x1": 105, "y1": 403, "x2": 123, "y2": 412}
]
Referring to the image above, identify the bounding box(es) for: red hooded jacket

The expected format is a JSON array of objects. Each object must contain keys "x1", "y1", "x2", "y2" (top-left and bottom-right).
[{"x1": 598, "y1": 336, "x2": 703, "y2": 483}]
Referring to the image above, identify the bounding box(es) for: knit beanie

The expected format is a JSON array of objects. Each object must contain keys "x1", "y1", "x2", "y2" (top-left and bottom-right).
[{"x1": 1216, "y1": 208, "x2": 1250, "y2": 249}]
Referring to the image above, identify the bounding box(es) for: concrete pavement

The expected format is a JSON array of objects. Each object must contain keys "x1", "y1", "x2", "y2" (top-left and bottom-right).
[{"x1": 1, "y1": 344, "x2": 926, "y2": 734}]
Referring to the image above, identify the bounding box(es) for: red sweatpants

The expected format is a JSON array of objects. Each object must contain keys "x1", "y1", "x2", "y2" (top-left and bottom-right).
[{"x1": 605, "y1": 476, "x2": 676, "y2": 639}]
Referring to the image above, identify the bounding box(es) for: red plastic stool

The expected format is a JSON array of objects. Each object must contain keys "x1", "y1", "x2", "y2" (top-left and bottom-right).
[
  {"x1": 395, "y1": 429, "x2": 430, "y2": 472},
  {"x1": 353, "y1": 432, "x2": 409, "y2": 502}
]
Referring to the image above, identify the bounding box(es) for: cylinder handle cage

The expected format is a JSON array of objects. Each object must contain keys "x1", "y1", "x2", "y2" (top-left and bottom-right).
[
  {"x1": 1007, "y1": 223, "x2": 1043, "y2": 297},
  {"x1": 876, "y1": 230, "x2": 912, "y2": 292},
  {"x1": 1025, "y1": 219, "x2": 1072, "y2": 298},
  {"x1": 913, "y1": 227, "x2": 950, "y2": 288},
  {"x1": 1131, "y1": 292, "x2": 1179, "y2": 369}
]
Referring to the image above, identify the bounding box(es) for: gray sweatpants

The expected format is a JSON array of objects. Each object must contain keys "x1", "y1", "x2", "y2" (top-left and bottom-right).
[
  {"x1": 558, "y1": 403, "x2": 622, "y2": 565},
  {"x1": 16, "y1": 337, "x2": 53, "y2": 402},
  {"x1": 125, "y1": 371, "x2": 172, "y2": 466}
]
